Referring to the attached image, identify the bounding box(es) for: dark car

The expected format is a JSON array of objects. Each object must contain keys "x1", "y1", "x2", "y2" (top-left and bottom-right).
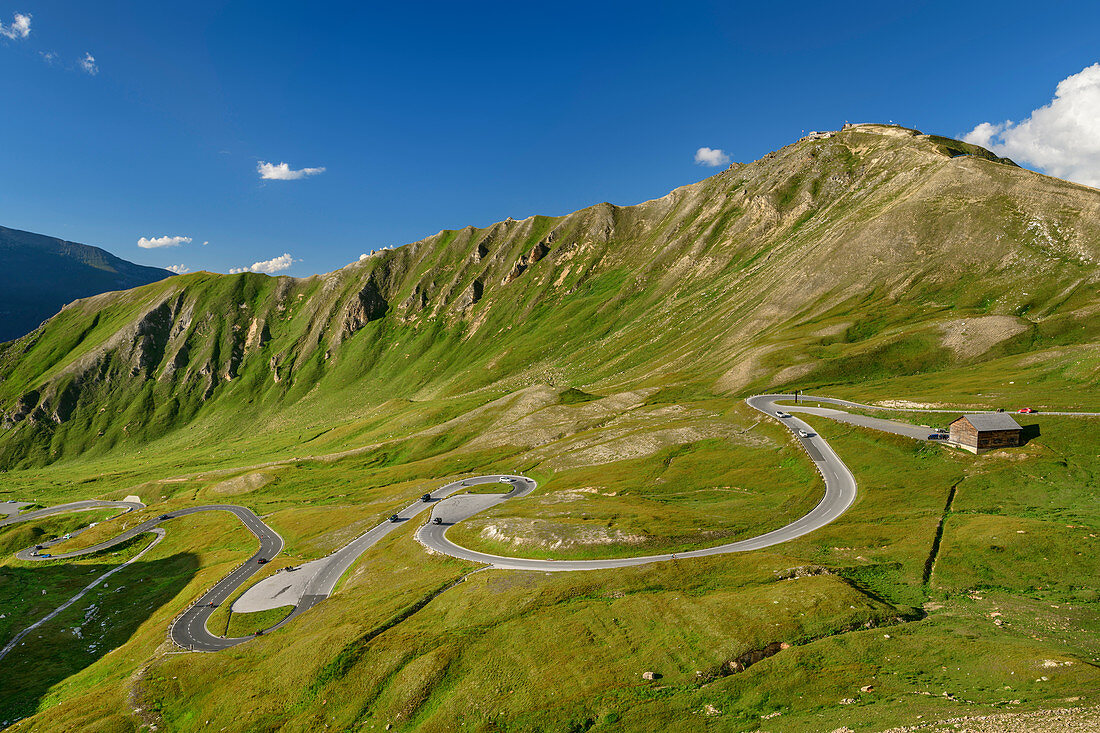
[
  {"x1": 389, "y1": 514, "x2": 400, "y2": 522},
  {"x1": 159, "y1": 514, "x2": 171, "y2": 520},
  {"x1": 432, "y1": 517, "x2": 443, "y2": 525},
  {"x1": 420, "y1": 494, "x2": 432, "y2": 502},
  {"x1": 34, "y1": 544, "x2": 43, "y2": 550},
  {"x1": 255, "y1": 629, "x2": 265, "y2": 636},
  {"x1": 928, "y1": 433, "x2": 947, "y2": 440},
  {"x1": 257, "y1": 558, "x2": 269, "y2": 564}
]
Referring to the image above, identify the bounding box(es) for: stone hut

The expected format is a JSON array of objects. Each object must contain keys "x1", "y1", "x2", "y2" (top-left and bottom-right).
[{"x1": 948, "y1": 414, "x2": 1023, "y2": 454}]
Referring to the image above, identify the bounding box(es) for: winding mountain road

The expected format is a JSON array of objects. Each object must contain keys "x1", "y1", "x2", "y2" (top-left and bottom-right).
[
  {"x1": 5, "y1": 393, "x2": 1093, "y2": 651},
  {"x1": 0, "y1": 500, "x2": 144, "y2": 530},
  {"x1": 416, "y1": 394, "x2": 857, "y2": 569},
  {"x1": 7, "y1": 503, "x2": 283, "y2": 651}
]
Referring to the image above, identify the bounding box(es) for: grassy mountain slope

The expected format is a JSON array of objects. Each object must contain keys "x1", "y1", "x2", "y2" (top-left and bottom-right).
[
  {"x1": 1, "y1": 124, "x2": 1097, "y2": 470},
  {"x1": 1, "y1": 124, "x2": 1099, "y2": 732},
  {"x1": 0, "y1": 225, "x2": 172, "y2": 343}
]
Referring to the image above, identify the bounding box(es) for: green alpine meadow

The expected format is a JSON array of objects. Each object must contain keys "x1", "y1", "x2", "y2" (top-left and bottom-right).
[{"x1": 1, "y1": 124, "x2": 1098, "y2": 732}]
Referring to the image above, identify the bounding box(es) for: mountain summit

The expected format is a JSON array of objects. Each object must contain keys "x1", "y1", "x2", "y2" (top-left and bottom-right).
[{"x1": 0, "y1": 226, "x2": 172, "y2": 343}]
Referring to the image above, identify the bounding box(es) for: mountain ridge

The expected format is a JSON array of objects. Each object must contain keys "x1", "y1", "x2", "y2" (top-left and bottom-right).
[{"x1": 0, "y1": 123, "x2": 1097, "y2": 469}]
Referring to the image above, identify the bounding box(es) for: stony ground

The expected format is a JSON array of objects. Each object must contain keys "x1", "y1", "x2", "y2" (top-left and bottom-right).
[{"x1": 870, "y1": 705, "x2": 1100, "y2": 732}]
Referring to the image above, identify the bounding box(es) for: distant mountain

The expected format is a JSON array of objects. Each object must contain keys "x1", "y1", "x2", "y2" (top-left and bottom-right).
[{"x1": 0, "y1": 225, "x2": 172, "y2": 342}]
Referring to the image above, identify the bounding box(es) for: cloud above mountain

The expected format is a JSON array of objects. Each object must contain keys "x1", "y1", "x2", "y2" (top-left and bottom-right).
[
  {"x1": 964, "y1": 63, "x2": 1100, "y2": 188},
  {"x1": 138, "y1": 235, "x2": 192, "y2": 249},
  {"x1": 257, "y1": 161, "x2": 325, "y2": 180},
  {"x1": 230, "y1": 253, "x2": 296, "y2": 274},
  {"x1": 166, "y1": 264, "x2": 191, "y2": 274},
  {"x1": 694, "y1": 147, "x2": 729, "y2": 167}
]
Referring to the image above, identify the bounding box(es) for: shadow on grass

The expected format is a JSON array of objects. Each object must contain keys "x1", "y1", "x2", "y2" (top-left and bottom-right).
[
  {"x1": 0, "y1": 552, "x2": 199, "y2": 725},
  {"x1": 1020, "y1": 424, "x2": 1041, "y2": 446}
]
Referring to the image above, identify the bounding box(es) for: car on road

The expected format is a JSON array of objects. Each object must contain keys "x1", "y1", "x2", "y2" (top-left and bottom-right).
[
  {"x1": 433, "y1": 517, "x2": 443, "y2": 525},
  {"x1": 1017, "y1": 407, "x2": 1035, "y2": 414},
  {"x1": 928, "y1": 433, "x2": 947, "y2": 440},
  {"x1": 40, "y1": 553, "x2": 51, "y2": 558},
  {"x1": 257, "y1": 558, "x2": 269, "y2": 564},
  {"x1": 420, "y1": 494, "x2": 432, "y2": 502},
  {"x1": 34, "y1": 544, "x2": 43, "y2": 550},
  {"x1": 498, "y1": 476, "x2": 513, "y2": 484},
  {"x1": 389, "y1": 514, "x2": 400, "y2": 523},
  {"x1": 797, "y1": 429, "x2": 813, "y2": 438},
  {"x1": 775, "y1": 411, "x2": 791, "y2": 418},
  {"x1": 159, "y1": 514, "x2": 171, "y2": 520}
]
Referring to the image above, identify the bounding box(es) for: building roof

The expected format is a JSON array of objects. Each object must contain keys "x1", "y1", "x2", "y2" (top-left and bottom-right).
[{"x1": 953, "y1": 413, "x2": 1023, "y2": 431}]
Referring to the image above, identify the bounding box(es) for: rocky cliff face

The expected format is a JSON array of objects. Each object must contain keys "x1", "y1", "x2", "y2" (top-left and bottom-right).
[{"x1": 1, "y1": 124, "x2": 1097, "y2": 467}]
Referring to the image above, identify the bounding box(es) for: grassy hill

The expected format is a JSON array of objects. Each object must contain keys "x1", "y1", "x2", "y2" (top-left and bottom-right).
[
  {"x1": 1, "y1": 124, "x2": 1097, "y2": 471},
  {"x1": 1, "y1": 124, "x2": 1098, "y2": 732},
  {"x1": 0, "y1": 225, "x2": 172, "y2": 344}
]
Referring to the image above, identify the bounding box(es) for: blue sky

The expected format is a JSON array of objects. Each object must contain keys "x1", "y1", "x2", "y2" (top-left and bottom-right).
[{"x1": 1, "y1": 1, "x2": 1098, "y2": 277}]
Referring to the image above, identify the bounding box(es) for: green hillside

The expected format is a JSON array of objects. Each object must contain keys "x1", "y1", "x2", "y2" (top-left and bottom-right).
[
  {"x1": 1, "y1": 124, "x2": 1097, "y2": 472},
  {"x1": 1, "y1": 124, "x2": 1098, "y2": 732}
]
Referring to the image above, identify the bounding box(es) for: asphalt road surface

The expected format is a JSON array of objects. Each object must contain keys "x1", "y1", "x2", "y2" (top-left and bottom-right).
[
  {"x1": 233, "y1": 475, "x2": 531, "y2": 614},
  {"x1": 784, "y1": 406, "x2": 936, "y2": 441},
  {"x1": 0, "y1": 500, "x2": 143, "y2": 530},
  {"x1": 794, "y1": 394, "x2": 1100, "y2": 417},
  {"x1": 0, "y1": 501, "x2": 34, "y2": 518}
]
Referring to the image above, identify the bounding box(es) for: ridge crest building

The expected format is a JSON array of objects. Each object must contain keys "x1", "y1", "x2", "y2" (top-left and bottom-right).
[{"x1": 948, "y1": 413, "x2": 1022, "y2": 454}]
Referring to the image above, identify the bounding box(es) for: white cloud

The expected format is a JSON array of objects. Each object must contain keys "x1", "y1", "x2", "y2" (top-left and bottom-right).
[
  {"x1": 202, "y1": 240, "x2": 209, "y2": 246},
  {"x1": 79, "y1": 52, "x2": 98, "y2": 75},
  {"x1": 39, "y1": 50, "x2": 58, "y2": 64},
  {"x1": 963, "y1": 63, "x2": 1100, "y2": 188},
  {"x1": 137, "y1": 235, "x2": 192, "y2": 249},
  {"x1": 0, "y1": 12, "x2": 31, "y2": 40},
  {"x1": 257, "y1": 161, "x2": 325, "y2": 180},
  {"x1": 230, "y1": 253, "x2": 296, "y2": 275},
  {"x1": 694, "y1": 146, "x2": 730, "y2": 167},
  {"x1": 166, "y1": 264, "x2": 191, "y2": 274}
]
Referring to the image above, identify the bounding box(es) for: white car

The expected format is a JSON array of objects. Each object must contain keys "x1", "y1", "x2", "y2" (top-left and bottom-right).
[
  {"x1": 498, "y1": 476, "x2": 513, "y2": 484},
  {"x1": 798, "y1": 429, "x2": 812, "y2": 438}
]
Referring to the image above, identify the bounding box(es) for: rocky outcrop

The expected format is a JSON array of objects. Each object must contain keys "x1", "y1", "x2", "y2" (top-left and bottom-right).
[
  {"x1": 504, "y1": 240, "x2": 553, "y2": 284},
  {"x1": 340, "y1": 277, "x2": 389, "y2": 339},
  {"x1": 1, "y1": 389, "x2": 40, "y2": 428},
  {"x1": 455, "y1": 278, "x2": 484, "y2": 311},
  {"x1": 725, "y1": 641, "x2": 790, "y2": 674}
]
